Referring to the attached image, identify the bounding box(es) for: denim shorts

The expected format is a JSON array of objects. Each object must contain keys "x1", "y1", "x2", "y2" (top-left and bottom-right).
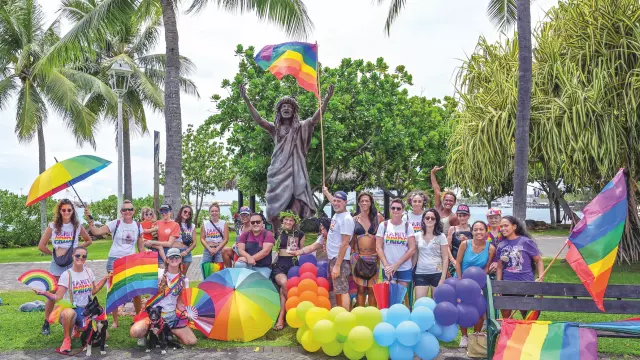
[
  {"x1": 49, "y1": 260, "x2": 72, "y2": 277},
  {"x1": 106, "y1": 257, "x2": 118, "y2": 272},
  {"x1": 179, "y1": 248, "x2": 192, "y2": 263},
  {"x1": 414, "y1": 272, "x2": 442, "y2": 287},
  {"x1": 384, "y1": 268, "x2": 413, "y2": 283},
  {"x1": 203, "y1": 246, "x2": 223, "y2": 263},
  {"x1": 234, "y1": 262, "x2": 272, "y2": 279}
]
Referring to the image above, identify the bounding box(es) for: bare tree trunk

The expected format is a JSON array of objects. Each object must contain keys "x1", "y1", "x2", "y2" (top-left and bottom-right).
[
  {"x1": 38, "y1": 123, "x2": 47, "y2": 234},
  {"x1": 512, "y1": 0, "x2": 533, "y2": 221},
  {"x1": 555, "y1": 198, "x2": 561, "y2": 223},
  {"x1": 161, "y1": 0, "x2": 182, "y2": 218},
  {"x1": 547, "y1": 180, "x2": 579, "y2": 224},
  {"x1": 548, "y1": 192, "x2": 555, "y2": 226},
  {"x1": 123, "y1": 117, "x2": 132, "y2": 201}
]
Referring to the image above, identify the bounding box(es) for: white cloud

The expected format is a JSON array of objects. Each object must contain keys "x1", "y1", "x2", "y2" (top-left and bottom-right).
[{"x1": 0, "y1": 0, "x2": 558, "y2": 202}]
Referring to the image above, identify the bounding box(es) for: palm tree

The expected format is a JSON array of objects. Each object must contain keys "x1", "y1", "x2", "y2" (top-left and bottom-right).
[
  {"x1": 60, "y1": 0, "x2": 199, "y2": 201},
  {"x1": 378, "y1": 0, "x2": 531, "y2": 220},
  {"x1": 0, "y1": 0, "x2": 115, "y2": 232}
]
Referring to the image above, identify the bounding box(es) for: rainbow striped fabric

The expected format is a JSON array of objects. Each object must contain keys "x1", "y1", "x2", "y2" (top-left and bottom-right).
[
  {"x1": 494, "y1": 319, "x2": 597, "y2": 360},
  {"x1": 565, "y1": 168, "x2": 627, "y2": 312},
  {"x1": 106, "y1": 252, "x2": 158, "y2": 314},
  {"x1": 254, "y1": 42, "x2": 318, "y2": 97}
]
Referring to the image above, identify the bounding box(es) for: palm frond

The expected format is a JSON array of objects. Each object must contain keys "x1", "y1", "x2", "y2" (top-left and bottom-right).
[
  {"x1": 15, "y1": 79, "x2": 47, "y2": 142},
  {"x1": 129, "y1": 16, "x2": 162, "y2": 57},
  {"x1": 375, "y1": 0, "x2": 407, "y2": 36},
  {"x1": 136, "y1": 53, "x2": 197, "y2": 76},
  {"x1": 487, "y1": 0, "x2": 517, "y2": 32},
  {"x1": 0, "y1": 74, "x2": 18, "y2": 110},
  {"x1": 142, "y1": 67, "x2": 199, "y2": 98},
  {"x1": 59, "y1": 68, "x2": 117, "y2": 105}
]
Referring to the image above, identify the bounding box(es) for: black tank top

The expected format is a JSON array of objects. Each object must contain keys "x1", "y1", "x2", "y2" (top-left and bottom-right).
[
  {"x1": 451, "y1": 226, "x2": 473, "y2": 260},
  {"x1": 277, "y1": 230, "x2": 304, "y2": 251}
]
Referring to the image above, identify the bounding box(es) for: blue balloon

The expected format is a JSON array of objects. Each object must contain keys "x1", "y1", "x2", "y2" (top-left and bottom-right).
[
  {"x1": 287, "y1": 266, "x2": 300, "y2": 278},
  {"x1": 373, "y1": 322, "x2": 397, "y2": 347},
  {"x1": 475, "y1": 295, "x2": 487, "y2": 316},
  {"x1": 427, "y1": 322, "x2": 443, "y2": 337},
  {"x1": 396, "y1": 321, "x2": 421, "y2": 347},
  {"x1": 389, "y1": 342, "x2": 414, "y2": 360},
  {"x1": 433, "y1": 284, "x2": 457, "y2": 304},
  {"x1": 413, "y1": 297, "x2": 436, "y2": 311},
  {"x1": 413, "y1": 332, "x2": 440, "y2": 360},
  {"x1": 456, "y1": 279, "x2": 482, "y2": 304},
  {"x1": 380, "y1": 308, "x2": 388, "y2": 322},
  {"x1": 462, "y1": 266, "x2": 487, "y2": 288},
  {"x1": 316, "y1": 260, "x2": 328, "y2": 278},
  {"x1": 410, "y1": 306, "x2": 435, "y2": 332},
  {"x1": 434, "y1": 301, "x2": 458, "y2": 326},
  {"x1": 386, "y1": 304, "x2": 411, "y2": 327},
  {"x1": 443, "y1": 277, "x2": 458, "y2": 288},
  {"x1": 457, "y1": 303, "x2": 480, "y2": 328},
  {"x1": 437, "y1": 324, "x2": 459, "y2": 343},
  {"x1": 298, "y1": 254, "x2": 317, "y2": 267}
]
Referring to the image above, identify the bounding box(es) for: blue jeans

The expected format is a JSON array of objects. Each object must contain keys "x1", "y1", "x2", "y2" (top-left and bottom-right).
[{"x1": 234, "y1": 262, "x2": 272, "y2": 279}]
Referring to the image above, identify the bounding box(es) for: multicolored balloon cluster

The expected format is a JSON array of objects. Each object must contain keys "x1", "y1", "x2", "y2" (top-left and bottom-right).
[{"x1": 284, "y1": 256, "x2": 331, "y2": 311}]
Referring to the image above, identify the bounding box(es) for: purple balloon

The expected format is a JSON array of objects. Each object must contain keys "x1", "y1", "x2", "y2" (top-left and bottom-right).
[
  {"x1": 316, "y1": 260, "x2": 328, "y2": 278},
  {"x1": 298, "y1": 254, "x2": 317, "y2": 267},
  {"x1": 444, "y1": 277, "x2": 459, "y2": 288},
  {"x1": 287, "y1": 266, "x2": 300, "y2": 278},
  {"x1": 433, "y1": 284, "x2": 457, "y2": 304},
  {"x1": 456, "y1": 279, "x2": 482, "y2": 304},
  {"x1": 462, "y1": 266, "x2": 487, "y2": 288},
  {"x1": 457, "y1": 303, "x2": 480, "y2": 328},
  {"x1": 433, "y1": 301, "x2": 458, "y2": 326},
  {"x1": 475, "y1": 295, "x2": 487, "y2": 316}
]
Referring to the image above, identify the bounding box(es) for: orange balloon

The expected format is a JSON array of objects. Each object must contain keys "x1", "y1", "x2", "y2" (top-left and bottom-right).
[
  {"x1": 316, "y1": 296, "x2": 331, "y2": 310},
  {"x1": 298, "y1": 279, "x2": 318, "y2": 294},
  {"x1": 287, "y1": 287, "x2": 300, "y2": 298},
  {"x1": 299, "y1": 290, "x2": 318, "y2": 305},
  {"x1": 285, "y1": 296, "x2": 300, "y2": 311},
  {"x1": 317, "y1": 287, "x2": 329, "y2": 298}
]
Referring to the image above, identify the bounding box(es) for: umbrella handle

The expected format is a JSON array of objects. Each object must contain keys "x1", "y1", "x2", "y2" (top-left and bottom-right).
[{"x1": 54, "y1": 157, "x2": 86, "y2": 208}]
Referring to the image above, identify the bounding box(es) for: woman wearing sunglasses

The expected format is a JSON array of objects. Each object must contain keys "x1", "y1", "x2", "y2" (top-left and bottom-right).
[
  {"x1": 130, "y1": 248, "x2": 197, "y2": 347},
  {"x1": 85, "y1": 200, "x2": 145, "y2": 328},
  {"x1": 35, "y1": 247, "x2": 110, "y2": 353},
  {"x1": 38, "y1": 199, "x2": 92, "y2": 336},
  {"x1": 174, "y1": 206, "x2": 197, "y2": 276},
  {"x1": 414, "y1": 209, "x2": 449, "y2": 300},
  {"x1": 142, "y1": 204, "x2": 181, "y2": 268}
]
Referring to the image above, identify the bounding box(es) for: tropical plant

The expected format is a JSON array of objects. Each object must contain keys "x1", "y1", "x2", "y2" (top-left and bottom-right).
[
  {"x1": 0, "y1": 190, "x2": 57, "y2": 247},
  {"x1": 0, "y1": 0, "x2": 115, "y2": 234},
  {"x1": 59, "y1": 0, "x2": 199, "y2": 200}
]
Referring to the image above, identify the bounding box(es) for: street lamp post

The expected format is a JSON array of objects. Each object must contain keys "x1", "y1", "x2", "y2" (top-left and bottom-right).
[{"x1": 107, "y1": 59, "x2": 133, "y2": 218}]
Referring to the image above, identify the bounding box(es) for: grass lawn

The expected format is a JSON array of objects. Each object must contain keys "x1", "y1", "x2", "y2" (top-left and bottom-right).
[{"x1": 530, "y1": 227, "x2": 571, "y2": 237}]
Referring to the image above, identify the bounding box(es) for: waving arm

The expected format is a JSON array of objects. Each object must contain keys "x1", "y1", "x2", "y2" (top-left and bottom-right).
[
  {"x1": 310, "y1": 84, "x2": 334, "y2": 126},
  {"x1": 239, "y1": 84, "x2": 275, "y2": 136}
]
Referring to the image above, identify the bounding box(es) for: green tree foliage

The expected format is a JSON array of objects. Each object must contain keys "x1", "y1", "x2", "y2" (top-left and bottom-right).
[
  {"x1": 0, "y1": 190, "x2": 57, "y2": 247},
  {"x1": 209, "y1": 45, "x2": 455, "y2": 213},
  {"x1": 88, "y1": 194, "x2": 162, "y2": 223}
]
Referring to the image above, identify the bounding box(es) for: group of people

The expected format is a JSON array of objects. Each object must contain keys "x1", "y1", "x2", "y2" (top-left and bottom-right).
[{"x1": 35, "y1": 166, "x2": 544, "y2": 352}]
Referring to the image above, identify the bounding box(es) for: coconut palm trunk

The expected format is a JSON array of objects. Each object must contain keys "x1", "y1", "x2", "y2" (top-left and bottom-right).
[
  {"x1": 512, "y1": 0, "x2": 532, "y2": 221},
  {"x1": 38, "y1": 123, "x2": 47, "y2": 233},
  {"x1": 161, "y1": 0, "x2": 183, "y2": 216}
]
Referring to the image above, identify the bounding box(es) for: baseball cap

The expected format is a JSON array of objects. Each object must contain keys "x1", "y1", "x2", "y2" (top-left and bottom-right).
[
  {"x1": 486, "y1": 208, "x2": 502, "y2": 217},
  {"x1": 456, "y1": 204, "x2": 470, "y2": 215},
  {"x1": 334, "y1": 191, "x2": 348, "y2": 201},
  {"x1": 239, "y1": 206, "x2": 251, "y2": 215},
  {"x1": 159, "y1": 204, "x2": 171, "y2": 212},
  {"x1": 166, "y1": 248, "x2": 181, "y2": 258}
]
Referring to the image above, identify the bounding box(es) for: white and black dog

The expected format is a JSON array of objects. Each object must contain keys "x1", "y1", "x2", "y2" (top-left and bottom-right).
[
  {"x1": 146, "y1": 306, "x2": 182, "y2": 354},
  {"x1": 81, "y1": 296, "x2": 109, "y2": 356}
]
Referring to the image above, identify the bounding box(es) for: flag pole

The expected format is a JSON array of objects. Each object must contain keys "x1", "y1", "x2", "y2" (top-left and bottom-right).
[{"x1": 316, "y1": 41, "x2": 326, "y2": 187}]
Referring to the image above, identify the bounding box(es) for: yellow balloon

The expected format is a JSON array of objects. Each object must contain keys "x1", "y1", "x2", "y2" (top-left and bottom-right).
[
  {"x1": 343, "y1": 342, "x2": 365, "y2": 360},
  {"x1": 360, "y1": 306, "x2": 383, "y2": 330},
  {"x1": 301, "y1": 329, "x2": 321, "y2": 352},
  {"x1": 296, "y1": 325, "x2": 309, "y2": 344},
  {"x1": 347, "y1": 325, "x2": 374, "y2": 353},
  {"x1": 365, "y1": 343, "x2": 390, "y2": 360},
  {"x1": 286, "y1": 309, "x2": 303, "y2": 328},
  {"x1": 312, "y1": 319, "x2": 337, "y2": 344},
  {"x1": 334, "y1": 311, "x2": 357, "y2": 337},
  {"x1": 322, "y1": 340, "x2": 344, "y2": 357},
  {"x1": 305, "y1": 307, "x2": 329, "y2": 329},
  {"x1": 297, "y1": 301, "x2": 315, "y2": 323},
  {"x1": 328, "y1": 306, "x2": 348, "y2": 322},
  {"x1": 351, "y1": 306, "x2": 367, "y2": 325}
]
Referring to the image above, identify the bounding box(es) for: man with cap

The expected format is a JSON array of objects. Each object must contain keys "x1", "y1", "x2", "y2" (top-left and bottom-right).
[
  {"x1": 321, "y1": 187, "x2": 355, "y2": 310},
  {"x1": 222, "y1": 206, "x2": 252, "y2": 268}
]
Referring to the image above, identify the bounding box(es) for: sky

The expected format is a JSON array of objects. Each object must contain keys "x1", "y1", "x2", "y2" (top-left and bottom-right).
[{"x1": 0, "y1": 0, "x2": 558, "y2": 203}]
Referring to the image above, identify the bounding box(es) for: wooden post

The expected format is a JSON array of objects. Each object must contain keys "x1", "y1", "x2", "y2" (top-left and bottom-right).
[
  {"x1": 250, "y1": 195, "x2": 256, "y2": 213},
  {"x1": 238, "y1": 190, "x2": 244, "y2": 208},
  {"x1": 384, "y1": 191, "x2": 390, "y2": 219},
  {"x1": 316, "y1": 42, "x2": 326, "y2": 187},
  {"x1": 153, "y1": 131, "x2": 160, "y2": 214}
]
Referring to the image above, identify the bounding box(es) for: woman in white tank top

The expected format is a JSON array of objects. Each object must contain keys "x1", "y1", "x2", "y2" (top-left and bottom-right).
[{"x1": 200, "y1": 203, "x2": 229, "y2": 278}]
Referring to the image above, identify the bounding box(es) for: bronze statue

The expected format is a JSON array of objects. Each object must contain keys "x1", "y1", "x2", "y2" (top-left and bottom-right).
[{"x1": 239, "y1": 84, "x2": 334, "y2": 230}]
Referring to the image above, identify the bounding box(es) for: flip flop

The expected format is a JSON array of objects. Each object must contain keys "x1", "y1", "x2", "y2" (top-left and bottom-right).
[{"x1": 273, "y1": 323, "x2": 285, "y2": 331}]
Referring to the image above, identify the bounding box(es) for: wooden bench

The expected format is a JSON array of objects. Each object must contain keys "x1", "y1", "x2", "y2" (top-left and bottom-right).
[{"x1": 485, "y1": 278, "x2": 640, "y2": 359}]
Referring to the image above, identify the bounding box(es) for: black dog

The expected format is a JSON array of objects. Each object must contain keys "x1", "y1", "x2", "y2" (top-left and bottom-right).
[
  {"x1": 81, "y1": 296, "x2": 109, "y2": 356},
  {"x1": 146, "y1": 306, "x2": 182, "y2": 354}
]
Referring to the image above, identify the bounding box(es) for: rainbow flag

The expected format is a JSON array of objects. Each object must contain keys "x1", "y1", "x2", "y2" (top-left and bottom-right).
[
  {"x1": 254, "y1": 42, "x2": 319, "y2": 97},
  {"x1": 106, "y1": 252, "x2": 158, "y2": 314},
  {"x1": 494, "y1": 319, "x2": 597, "y2": 360},
  {"x1": 565, "y1": 168, "x2": 628, "y2": 312}
]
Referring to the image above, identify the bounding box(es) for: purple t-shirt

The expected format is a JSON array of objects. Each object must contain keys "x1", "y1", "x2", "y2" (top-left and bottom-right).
[{"x1": 497, "y1": 236, "x2": 540, "y2": 281}]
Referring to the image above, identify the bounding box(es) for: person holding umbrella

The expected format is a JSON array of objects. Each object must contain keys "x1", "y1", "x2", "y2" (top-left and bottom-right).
[
  {"x1": 85, "y1": 200, "x2": 145, "y2": 329},
  {"x1": 38, "y1": 199, "x2": 92, "y2": 336}
]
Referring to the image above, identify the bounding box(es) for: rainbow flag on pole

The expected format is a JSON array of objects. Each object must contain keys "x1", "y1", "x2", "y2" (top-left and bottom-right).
[
  {"x1": 106, "y1": 252, "x2": 158, "y2": 314},
  {"x1": 494, "y1": 319, "x2": 597, "y2": 360},
  {"x1": 565, "y1": 168, "x2": 628, "y2": 312},
  {"x1": 254, "y1": 42, "x2": 319, "y2": 97}
]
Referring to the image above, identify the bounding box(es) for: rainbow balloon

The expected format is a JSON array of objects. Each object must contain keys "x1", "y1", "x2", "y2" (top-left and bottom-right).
[{"x1": 18, "y1": 269, "x2": 58, "y2": 292}]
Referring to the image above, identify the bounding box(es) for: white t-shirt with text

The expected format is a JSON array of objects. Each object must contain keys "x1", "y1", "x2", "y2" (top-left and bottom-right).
[
  {"x1": 107, "y1": 220, "x2": 141, "y2": 258},
  {"x1": 415, "y1": 232, "x2": 448, "y2": 274},
  {"x1": 376, "y1": 220, "x2": 414, "y2": 272},
  {"x1": 326, "y1": 212, "x2": 355, "y2": 261},
  {"x1": 403, "y1": 211, "x2": 424, "y2": 233},
  {"x1": 58, "y1": 267, "x2": 95, "y2": 308},
  {"x1": 49, "y1": 222, "x2": 79, "y2": 249}
]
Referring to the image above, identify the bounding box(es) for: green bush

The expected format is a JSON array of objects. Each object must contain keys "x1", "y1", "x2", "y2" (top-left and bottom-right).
[
  {"x1": 87, "y1": 195, "x2": 162, "y2": 223},
  {"x1": 0, "y1": 190, "x2": 56, "y2": 247}
]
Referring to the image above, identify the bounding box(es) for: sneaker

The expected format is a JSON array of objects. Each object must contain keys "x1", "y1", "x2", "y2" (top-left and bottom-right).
[
  {"x1": 41, "y1": 320, "x2": 50, "y2": 336},
  {"x1": 60, "y1": 337, "x2": 72, "y2": 353},
  {"x1": 459, "y1": 335, "x2": 468, "y2": 348},
  {"x1": 137, "y1": 338, "x2": 146, "y2": 346}
]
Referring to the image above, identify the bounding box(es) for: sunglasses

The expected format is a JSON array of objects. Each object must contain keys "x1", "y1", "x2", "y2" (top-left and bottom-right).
[
  {"x1": 168, "y1": 256, "x2": 181, "y2": 260},
  {"x1": 60, "y1": 209, "x2": 74, "y2": 213},
  {"x1": 250, "y1": 220, "x2": 263, "y2": 225},
  {"x1": 143, "y1": 212, "x2": 153, "y2": 216},
  {"x1": 182, "y1": 210, "x2": 191, "y2": 215},
  {"x1": 424, "y1": 216, "x2": 436, "y2": 221},
  {"x1": 121, "y1": 208, "x2": 134, "y2": 212},
  {"x1": 391, "y1": 207, "x2": 403, "y2": 211},
  {"x1": 159, "y1": 209, "x2": 170, "y2": 213},
  {"x1": 74, "y1": 254, "x2": 87, "y2": 259}
]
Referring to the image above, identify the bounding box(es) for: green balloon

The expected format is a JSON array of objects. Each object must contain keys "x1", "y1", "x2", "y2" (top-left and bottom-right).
[
  {"x1": 328, "y1": 306, "x2": 348, "y2": 322},
  {"x1": 334, "y1": 312, "x2": 357, "y2": 336},
  {"x1": 343, "y1": 342, "x2": 365, "y2": 360},
  {"x1": 313, "y1": 319, "x2": 337, "y2": 344},
  {"x1": 360, "y1": 306, "x2": 383, "y2": 330},
  {"x1": 347, "y1": 325, "x2": 374, "y2": 353},
  {"x1": 321, "y1": 340, "x2": 344, "y2": 357},
  {"x1": 296, "y1": 325, "x2": 309, "y2": 344},
  {"x1": 297, "y1": 301, "x2": 315, "y2": 324},
  {"x1": 365, "y1": 343, "x2": 390, "y2": 360},
  {"x1": 336, "y1": 334, "x2": 348, "y2": 343}
]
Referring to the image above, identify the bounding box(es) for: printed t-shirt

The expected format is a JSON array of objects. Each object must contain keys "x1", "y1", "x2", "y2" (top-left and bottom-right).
[
  {"x1": 107, "y1": 220, "x2": 140, "y2": 258},
  {"x1": 58, "y1": 267, "x2": 95, "y2": 308},
  {"x1": 157, "y1": 221, "x2": 180, "y2": 242},
  {"x1": 376, "y1": 220, "x2": 413, "y2": 271}
]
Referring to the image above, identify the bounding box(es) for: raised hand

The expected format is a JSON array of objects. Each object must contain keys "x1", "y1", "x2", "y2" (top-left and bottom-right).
[
  {"x1": 431, "y1": 166, "x2": 444, "y2": 173},
  {"x1": 325, "y1": 84, "x2": 334, "y2": 101},
  {"x1": 239, "y1": 83, "x2": 248, "y2": 100}
]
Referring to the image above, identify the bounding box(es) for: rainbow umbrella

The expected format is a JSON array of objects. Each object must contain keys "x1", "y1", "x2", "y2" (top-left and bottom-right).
[
  {"x1": 198, "y1": 268, "x2": 280, "y2": 341},
  {"x1": 26, "y1": 155, "x2": 111, "y2": 206},
  {"x1": 177, "y1": 288, "x2": 216, "y2": 336}
]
